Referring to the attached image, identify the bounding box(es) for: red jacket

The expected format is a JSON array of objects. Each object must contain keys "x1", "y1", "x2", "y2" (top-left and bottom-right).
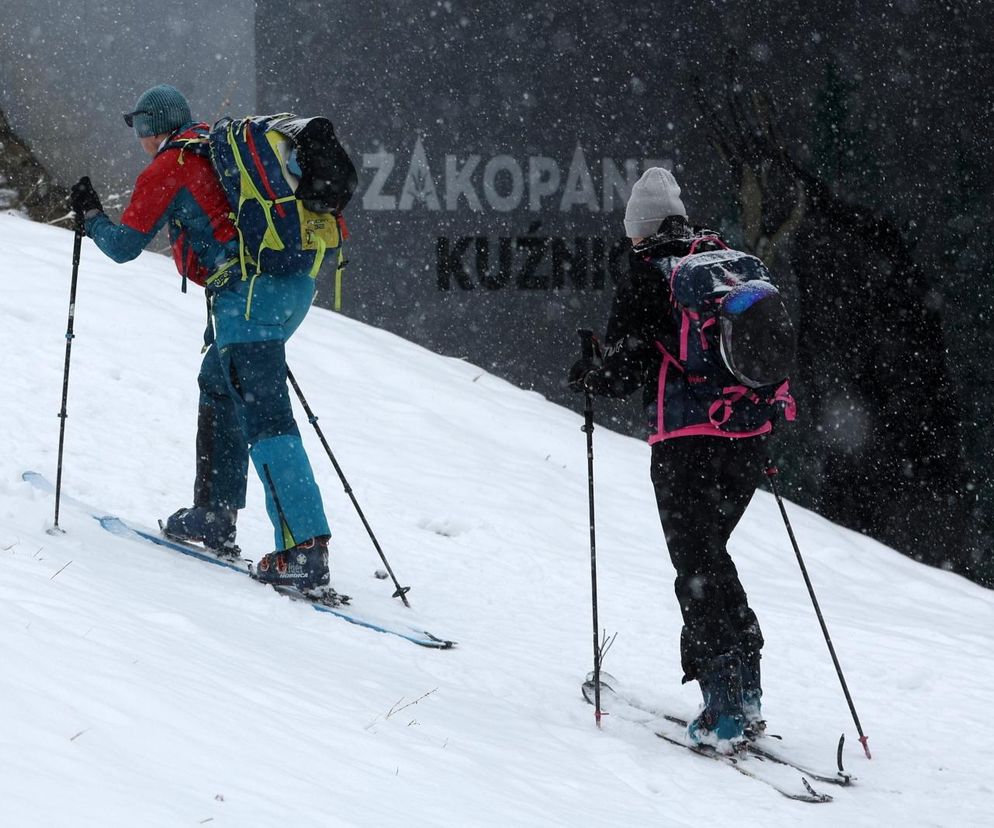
[{"x1": 87, "y1": 123, "x2": 238, "y2": 286}]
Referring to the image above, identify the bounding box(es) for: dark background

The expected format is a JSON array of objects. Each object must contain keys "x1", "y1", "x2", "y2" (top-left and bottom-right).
[
  {"x1": 230, "y1": 2, "x2": 994, "y2": 583},
  {"x1": 5, "y1": 2, "x2": 987, "y2": 578},
  {"x1": 256, "y1": 0, "x2": 994, "y2": 584}
]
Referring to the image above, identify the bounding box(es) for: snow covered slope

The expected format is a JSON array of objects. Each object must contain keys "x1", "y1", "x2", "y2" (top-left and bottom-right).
[{"x1": 1, "y1": 212, "x2": 991, "y2": 826}]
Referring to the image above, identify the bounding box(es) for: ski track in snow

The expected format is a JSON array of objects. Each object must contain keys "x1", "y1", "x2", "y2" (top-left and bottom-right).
[{"x1": 1, "y1": 213, "x2": 993, "y2": 826}]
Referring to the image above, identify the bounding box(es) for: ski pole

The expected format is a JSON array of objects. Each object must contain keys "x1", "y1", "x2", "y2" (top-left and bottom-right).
[
  {"x1": 52, "y1": 210, "x2": 84, "y2": 533},
  {"x1": 578, "y1": 329, "x2": 605, "y2": 726},
  {"x1": 286, "y1": 366, "x2": 411, "y2": 607},
  {"x1": 766, "y1": 464, "x2": 871, "y2": 759}
]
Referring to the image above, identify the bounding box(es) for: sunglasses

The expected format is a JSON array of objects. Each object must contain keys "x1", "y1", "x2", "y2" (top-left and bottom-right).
[{"x1": 122, "y1": 110, "x2": 151, "y2": 128}]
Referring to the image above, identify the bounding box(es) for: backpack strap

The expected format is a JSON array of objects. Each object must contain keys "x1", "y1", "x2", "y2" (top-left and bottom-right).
[
  {"x1": 708, "y1": 382, "x2": 796, "y2": 428},
  {"x1": 159, "y1": 124, "x2": 211, "y2": 163},
  {"x1": 708, "y1": 385, "x2": 759, "y2": 427},
  {"x1": 687, "y1": 234, "x2": 729, "y2": 255},
  {"x1": 770, "y1": 380, "x2": 797, "y2": 421},
  {"x1": 222, "y1": 121, "x2": 296, "y2": 319}
]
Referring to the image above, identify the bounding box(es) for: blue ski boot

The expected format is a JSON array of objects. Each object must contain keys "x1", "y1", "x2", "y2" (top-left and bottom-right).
[
  {"x1": 254, "y1": 535, "x2": 331, "y2": 594},
  {"x1": 741, "y1": 650, "x2": 765, "y2": 738},
  {"x1": 687, "y1": 651, "x2": 746, "y2": 752},
  {"x1": 164, "y1": 506, "x2": 240, "y2": 559}
]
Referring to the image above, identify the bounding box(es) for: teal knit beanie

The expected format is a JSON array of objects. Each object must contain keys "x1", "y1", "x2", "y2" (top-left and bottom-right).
[{"x1": 127, "y1": 84, "x2": 192, "y2": 138}]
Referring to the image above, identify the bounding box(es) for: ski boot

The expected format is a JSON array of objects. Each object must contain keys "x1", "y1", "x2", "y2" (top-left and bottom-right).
[
  {"x1": 687, "y1": 651, "x2": 746, "y2": 752},
  {"x1": 163, "y1": 506, "x2": 240, "y2": 560},
  {"x1": 254, "y1": 535, "x2": 331, "y2": 596},
  {"x1": 741, "y1": 649, "x2": 766, "y2": 739}
]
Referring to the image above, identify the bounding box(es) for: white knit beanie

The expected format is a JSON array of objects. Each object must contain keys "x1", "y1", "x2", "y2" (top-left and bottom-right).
[{"x1": 623, "y1": 167, "x2": 687, "y2": 238}]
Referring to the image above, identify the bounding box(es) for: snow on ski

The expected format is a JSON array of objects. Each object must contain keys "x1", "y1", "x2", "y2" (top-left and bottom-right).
[
  {"x1": 22, "y1": 470, "x2": 456, "y2": 649},
  {"x1": 582, "y1": 674, "x2": 844, "y2": 803}
]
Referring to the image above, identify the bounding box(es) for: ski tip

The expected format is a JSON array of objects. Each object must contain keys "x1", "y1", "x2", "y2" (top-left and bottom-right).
[
  {"x1": 800, "y1": 777, "x2": 833, "y2": 803},
  {"x1": 583, "y1": 669, "x2": 617, "y2": 687},
  {"x1": 419, "y1": 631, "x2": 456, "y2": 649}
]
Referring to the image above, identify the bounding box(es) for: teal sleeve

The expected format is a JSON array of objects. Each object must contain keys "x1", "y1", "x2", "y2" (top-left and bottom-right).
[{"x1": 85, "y1": 212, "x2": 159, "y2": 264}]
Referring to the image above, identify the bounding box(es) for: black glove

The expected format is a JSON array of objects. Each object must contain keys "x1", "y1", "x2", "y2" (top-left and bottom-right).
[
  {"x1": 568, "y1": 357, "x2": 597, "y2": 393},
  {"x1": 69, "y1": 176, "x2": 103, "y2": 216},
  {"x1": 569, "y1": 330, "x2": 605, "y2": 393}
]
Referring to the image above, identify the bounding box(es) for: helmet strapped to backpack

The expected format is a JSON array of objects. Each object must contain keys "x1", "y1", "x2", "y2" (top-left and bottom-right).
[
  {"x1": 718, "y1": 280, "x2": 796, "y2": 388},
  {"x1": 271, "y1": 116, "x2": 357, "y2": 214}
]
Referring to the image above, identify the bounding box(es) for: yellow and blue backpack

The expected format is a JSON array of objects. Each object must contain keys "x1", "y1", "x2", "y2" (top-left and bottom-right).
[{"x1": 207, "y1": 114, "x2": 357, "y2": 308}]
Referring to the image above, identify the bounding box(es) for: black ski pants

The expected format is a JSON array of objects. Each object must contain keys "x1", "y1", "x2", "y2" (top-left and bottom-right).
[{"x1": 650, "y1": 435, "x2": 767, "y2": 682}]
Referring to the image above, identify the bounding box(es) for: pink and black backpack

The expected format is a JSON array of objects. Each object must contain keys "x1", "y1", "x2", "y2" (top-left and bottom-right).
[{"x1": 650, "y1": 236, "x2": 797, "y2": 442}]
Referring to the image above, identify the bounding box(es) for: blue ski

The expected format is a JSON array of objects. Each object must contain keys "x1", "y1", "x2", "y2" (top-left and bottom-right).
[{"x1": 23, "y1": 471, "x2": 455, "y2": 649}]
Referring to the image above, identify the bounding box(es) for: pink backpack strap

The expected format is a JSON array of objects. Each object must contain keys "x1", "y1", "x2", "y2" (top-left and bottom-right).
[
  {"x1": 771, "y1": 380, "x2": 797, "y2": 421},
  {"x1": 708, "y1": 385, "x2": 755, "y2": 427},
  {"x1": 687, "y1": 234, "x2": 729, "y2": 255},
  {"x1": 654, "y1": 339, "x2": 683, "y2": 371}
]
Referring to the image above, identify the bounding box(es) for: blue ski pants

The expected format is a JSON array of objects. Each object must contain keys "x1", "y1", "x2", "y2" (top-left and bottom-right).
[{"x1": 197, "y1": 272, "x2": 330, "y2": 550}]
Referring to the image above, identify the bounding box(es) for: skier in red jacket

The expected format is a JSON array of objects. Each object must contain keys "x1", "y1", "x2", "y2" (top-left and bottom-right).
[{"x1": 69, "y1": 84, "x2": 333, "y2": 594}]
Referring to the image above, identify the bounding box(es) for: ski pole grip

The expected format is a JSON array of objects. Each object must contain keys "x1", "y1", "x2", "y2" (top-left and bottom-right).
[{"x1": 578, "y1": 328, "x2": 595, "y2": 362}]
